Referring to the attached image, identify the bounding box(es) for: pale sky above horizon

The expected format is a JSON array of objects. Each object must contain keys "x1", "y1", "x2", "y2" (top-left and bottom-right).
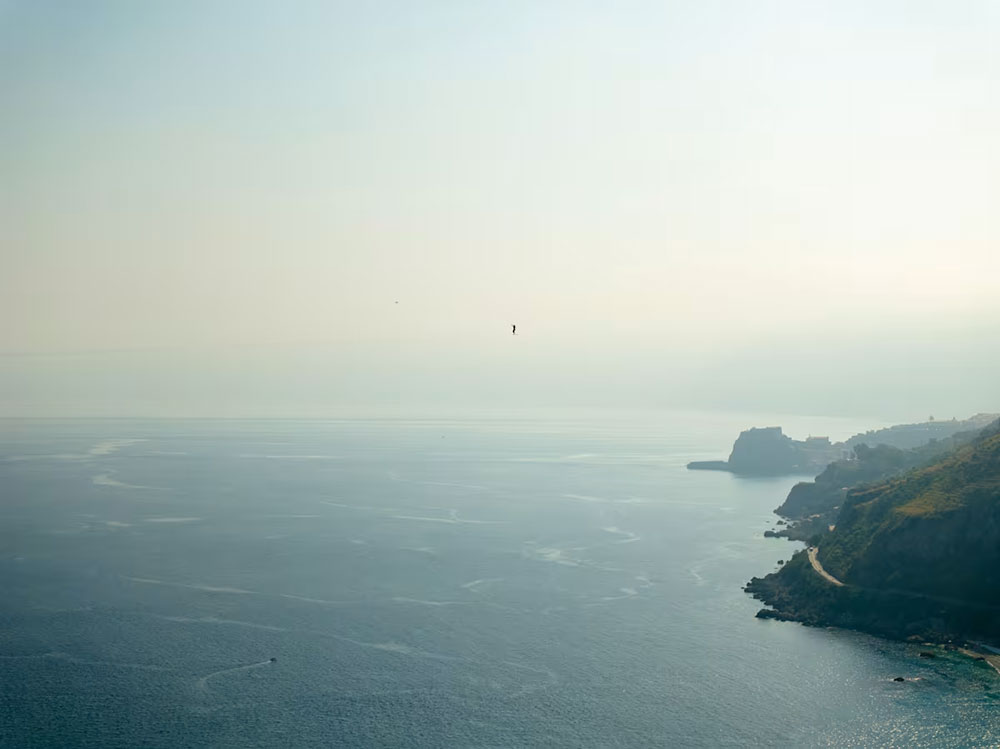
[{"x1": 3, "y1": 1, "x2": 999, "y2": 418}]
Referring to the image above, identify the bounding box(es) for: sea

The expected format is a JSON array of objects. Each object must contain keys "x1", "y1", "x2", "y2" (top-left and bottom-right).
[{"x1": 1, "y1": 412, "x2": 998, "y2": 748}]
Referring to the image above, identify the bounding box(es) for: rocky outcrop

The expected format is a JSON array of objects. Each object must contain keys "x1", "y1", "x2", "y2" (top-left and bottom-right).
[
  {"x1": 688, "y1": 414, "x2": 999, "y2": 480},
  {"x1": 687, "y1": 427, "x2": 842, "y2": 476},
  {"x1": 686, "y1": 460, "x2": 730, "y2": 471}
]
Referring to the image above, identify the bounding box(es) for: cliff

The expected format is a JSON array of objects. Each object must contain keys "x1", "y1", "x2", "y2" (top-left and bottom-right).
[
  {"x1": 747, "y1": 420, "x2": 1000, "y2": 643},
  {"x1": 689, "y1": 413, "x2": 997, "y2": 481},
  {"x1": 688, "y1": 426, "x2": 842, "y2": 476},
  {"x1": 776, "y1": 432, "x2": 983, "y2": 522}
]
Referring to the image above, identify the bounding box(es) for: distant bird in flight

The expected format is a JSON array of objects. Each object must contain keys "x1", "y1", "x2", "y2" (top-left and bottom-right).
[{"x1": 512, "y1": 324, "x2": 516, "y2": 335}]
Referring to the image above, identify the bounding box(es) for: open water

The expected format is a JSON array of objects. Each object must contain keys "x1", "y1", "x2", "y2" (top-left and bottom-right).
[{"x1": 1, "y1": 413, "x2": 998, "y2": 747}]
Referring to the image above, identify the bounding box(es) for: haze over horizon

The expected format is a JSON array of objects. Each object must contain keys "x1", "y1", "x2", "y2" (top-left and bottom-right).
[{"x1": 3, "y1": 1, "x2": 999, "y2": 420}]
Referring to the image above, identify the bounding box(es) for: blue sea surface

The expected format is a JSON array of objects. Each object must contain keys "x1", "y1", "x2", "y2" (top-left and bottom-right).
[{"x1": 1, "y1": 414, "x2": 998, "y2": 747}]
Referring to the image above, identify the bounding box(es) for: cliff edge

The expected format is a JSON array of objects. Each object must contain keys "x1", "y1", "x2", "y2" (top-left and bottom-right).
[
  {"x1": 688, "y1": 426, "x2": 842, "y2": 476},
  {"x1": 747, "y1": 420, "x2": 1000, "y2": 644}
]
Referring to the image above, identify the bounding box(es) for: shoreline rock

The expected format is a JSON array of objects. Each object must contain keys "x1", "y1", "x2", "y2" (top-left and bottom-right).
[{"x1": 687, "y1": 426, "x2": 843, "y2": 476}]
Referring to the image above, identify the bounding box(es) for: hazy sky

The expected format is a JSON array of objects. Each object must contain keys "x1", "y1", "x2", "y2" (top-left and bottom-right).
[{"x1": 3, "y1": 1, "x2": 999, "y2": 419}]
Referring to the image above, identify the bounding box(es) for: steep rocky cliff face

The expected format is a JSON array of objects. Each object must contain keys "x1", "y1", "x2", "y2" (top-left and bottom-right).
[
  {"x1": 689, "y1": 426, "x2": 841, "y2": 475},
  {"x1": 748, "y1": 421, "x2": 1000, "y2": 642},
  {"x1": 688, "y1": 413, "x2": 998, "y2": 480},
  {"x1": 726, "y1": 427, "x2": 801, "y2": 474},
  {"x1": 776, "y1": 437, "x2": 978, "y2": 521},
  {"x1": 820, "y1": 425, "x2": 1000, "y2": 604}
]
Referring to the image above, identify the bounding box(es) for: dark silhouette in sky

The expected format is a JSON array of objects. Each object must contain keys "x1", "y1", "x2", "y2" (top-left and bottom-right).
[{"x1": 512, "y1": 324, "x2": 516, "y2": 335}]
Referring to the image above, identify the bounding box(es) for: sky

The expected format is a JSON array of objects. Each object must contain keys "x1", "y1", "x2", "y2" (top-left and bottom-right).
[{"x1": 2, "y1": 1, "x2": 999, "y2": 420}]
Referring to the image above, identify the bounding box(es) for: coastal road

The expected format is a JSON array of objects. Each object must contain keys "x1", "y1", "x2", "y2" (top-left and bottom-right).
[
  {"x1": 806, "y1": 548, "x2": 1000, "y2": 611},
  {"x1": 807, "y1": 547, "x2": 845, "y2": 587},
  {"x1": 803, "y1": 549, "x2": 1000, "y2": 675}
]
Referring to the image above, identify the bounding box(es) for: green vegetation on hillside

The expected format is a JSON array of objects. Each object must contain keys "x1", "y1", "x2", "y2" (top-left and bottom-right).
[
  {"x1": 820, "y1": 423, "x2": 1000, "y2": 602},
  {"x1": 777, "y1": 430, "x2": 982, "y2": 522},
  {"x1": 748, "y1": 419, "x2": 1000, "y2": 643}
]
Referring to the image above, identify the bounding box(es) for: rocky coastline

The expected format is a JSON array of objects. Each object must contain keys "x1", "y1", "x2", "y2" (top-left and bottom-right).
[
  {"x1": 746, "y1": 416, "x2": 1000, "y2": 653},
  {"x1": 690, "y1": 413, "x2": 1000, "y2": 658}
]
